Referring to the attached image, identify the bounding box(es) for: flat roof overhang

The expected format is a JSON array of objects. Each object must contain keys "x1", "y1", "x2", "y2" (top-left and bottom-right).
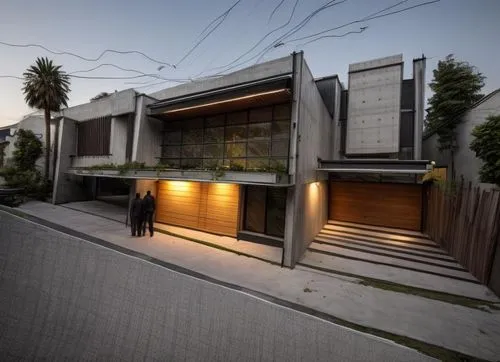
[
  {"x1": 148, "y1": 75, "x2": 292, "y2": 121},
  {"x1": 318, "y1": 159, "x2": 432, "y2": 174}
]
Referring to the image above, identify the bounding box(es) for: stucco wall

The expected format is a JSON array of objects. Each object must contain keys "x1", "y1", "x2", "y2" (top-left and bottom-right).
[
  {"x1": 149, "y1": 56, "x2": 293, "y2": 101},
  {"x1": 52, "y1": 118, "x2": 88, "y2": 204}
]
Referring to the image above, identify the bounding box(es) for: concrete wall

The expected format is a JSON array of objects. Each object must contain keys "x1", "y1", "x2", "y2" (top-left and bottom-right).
[
  {"x1": 422, "y1": 133, "x2": 451, "y2": 168},
  {"x1": 52, "y1": 118, "x2": 88, "y2": 204},
  {"x1": 149, "y1": 56, "x2": 293, "y2": 100},
  {"x1": 346, "y1": 55, "x2": 403, "y2": 155},
  {"x1": 284, "y1": 53, "x2": 333, "y2": 266},
  {"x1": 0, "y1": 210, "x2": 431, "y2": 361},
  {"x1": 71, "y1": 115, "x2": 129, "y2": 168},
  {"x1": 61, "y1": 89, "x2": 136, "y2": 120},
  {"x1": 133, "y1": 96, "x2": 163, "y2": 165}
]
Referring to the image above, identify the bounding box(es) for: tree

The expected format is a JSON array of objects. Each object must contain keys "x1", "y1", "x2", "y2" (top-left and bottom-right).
[
  {"x1": 22, "y1": 57, "x2": 70, "y2": 180},
  {"x1": 425, "y1": 55, "x2": 485, "y2": 179},
  {"x1": 12, "y1": 129, "x2": 43, "y2": 171},
  {"x1": 470, "y1": 115, "x2": 500, "y2": 186}
]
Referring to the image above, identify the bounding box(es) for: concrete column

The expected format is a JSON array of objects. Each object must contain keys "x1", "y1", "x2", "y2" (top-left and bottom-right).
[{"x1": 413, "y1": 57, "x2": 426, "y2": 160}]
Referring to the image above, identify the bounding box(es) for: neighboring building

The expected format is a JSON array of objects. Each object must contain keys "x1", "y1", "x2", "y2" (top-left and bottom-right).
[
  {"x1": 422, "y1": 89, "x2": 500, "y2": 184},
  {"x1": 52, "y1": 52, "x2": 429, "y2": 267}
]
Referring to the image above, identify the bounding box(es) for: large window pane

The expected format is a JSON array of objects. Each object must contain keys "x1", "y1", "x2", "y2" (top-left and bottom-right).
[
  {"x1": 247, "y1": 158, "x2": 270, "y2": 170},
  {"x1": 274, "y1": 104, "x2": 291, "y2": 120},
  {"x1": 203, "y1": 159, "x2": 223, "y2": 168},
  {"x1": 227, "y1": 111, "x2": 247, "y2": 125},
  {"x1": 266, "y1": 187, "x2": 287, "y2": 237},
  {"x1": 225, "y1": 125, "x2": 247, "y2": 142},
  {"x1": 164, "y1": 130, "x2": 181, "y2": 145},
  {"x1": 204, "y1": 127, "x2": 224, "y2": 143},
  {"x1": 183, "y1": 128, "x2": 203, "y2": 144},
  {"x1": 271, "y1": 139, "x2": 289, "y2": 157},
  {"x1": 272, "y1": 120, "x2": 290, "y2": 139},
  {"x1": 248, "y1": 123, "x2": 271, "y2": 140},
  {"x1": 247, "y1": 141, "x2": 270, "y2": 157},
  {"x1": 225, "y1": 142, "x2": 246, "y2": 158},
  {"x1": 203, "y1": 144, "x2": 224, "y2": 158},
  {"x1": 162, "y1": 145, "x2": 181, "y2": 158},
  {"x1": 205, "y1": 115, "x2": 225, "y2": 128},
  {"x1": 244, "y1": 186, "x2": 266, "y2": 234},
  {"x1": 160, "y1": 158, "x2": 180, "y2": 168},
  {"x1": 181, "y1": 158, "x2": 202, "y2": 169},
  {"x1": 182, "y1": 144, "x2": 203, "y2": 158},
  {"x1": 224, "y1": 158, "x2": 246, "y2": 170},
  {"x1": 270, "y1": 158, "x2": 288, "y2": 171},
  {"x1": 249, "y1": 107, "x2": 272, "y2": 123}
]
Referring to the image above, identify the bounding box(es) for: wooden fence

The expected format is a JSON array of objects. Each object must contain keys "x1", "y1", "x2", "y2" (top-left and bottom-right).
[{"x1": 425, "y1": 182, "x2": 500, "y2": 292}]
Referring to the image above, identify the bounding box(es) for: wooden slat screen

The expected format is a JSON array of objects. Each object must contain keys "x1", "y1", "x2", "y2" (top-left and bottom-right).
[
  {"x1": 77, "y1": 116, "x2": 112, "y2": 156},
  {"x1": 329, "y1": 181, "x2": 423, "y2": 231},
  {"x1": 156, "y1": 181, "x2": 240, "y2": 237}
]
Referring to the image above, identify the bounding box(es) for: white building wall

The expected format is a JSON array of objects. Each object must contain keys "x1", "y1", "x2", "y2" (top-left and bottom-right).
[{"x1": 346, "y1": 54, "x2": 403, "y2": 155}]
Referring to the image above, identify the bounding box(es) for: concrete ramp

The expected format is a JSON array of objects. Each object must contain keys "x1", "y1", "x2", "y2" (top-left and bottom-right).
[{"x1": 0, "y1": 210, "x2": 434, "y2": 361}]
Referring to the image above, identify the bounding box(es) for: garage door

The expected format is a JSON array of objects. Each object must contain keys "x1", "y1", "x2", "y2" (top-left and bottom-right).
[
  {"x1": 156, "y1": 181, "x2": 240, "y2": 237},
  {"x1": 329, "y1": 181, "x2": 422, "y2": 231}
]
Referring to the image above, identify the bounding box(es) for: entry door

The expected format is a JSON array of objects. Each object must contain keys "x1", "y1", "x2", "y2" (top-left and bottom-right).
[{"x1": 329, "y1": 181, "x2": 423, "y2": 231}]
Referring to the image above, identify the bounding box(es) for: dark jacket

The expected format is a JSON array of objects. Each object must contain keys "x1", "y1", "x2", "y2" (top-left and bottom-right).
[
  {"x1": 130, "y1": 198, "x2": 143, "y2": 217},
  {"x1": 142, "y1": 195, "x2": 155, "y2": 213}
]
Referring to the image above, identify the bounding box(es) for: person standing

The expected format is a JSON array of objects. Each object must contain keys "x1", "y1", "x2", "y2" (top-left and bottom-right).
[
  {"x1": 130, "y1": 193, "x2": 143, "y2": 237},
  {"x1": 142, "y1": 190, "x2": 155, "y2": 237}
]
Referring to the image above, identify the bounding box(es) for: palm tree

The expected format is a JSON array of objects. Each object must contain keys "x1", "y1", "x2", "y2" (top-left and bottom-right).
[{"x1": 22, "y1": 57, "x2": 70, "y2": 180}]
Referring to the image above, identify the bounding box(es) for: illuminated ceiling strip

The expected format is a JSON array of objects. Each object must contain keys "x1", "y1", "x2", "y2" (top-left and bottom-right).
[{"x1": 163, "y1": 88, "x2": 289, "y2": 114}]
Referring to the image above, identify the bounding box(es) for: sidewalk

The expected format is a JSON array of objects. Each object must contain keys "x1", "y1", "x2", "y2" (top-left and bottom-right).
[{"x1": 15, "y1": 201, "x2": 500, "y2": 360}]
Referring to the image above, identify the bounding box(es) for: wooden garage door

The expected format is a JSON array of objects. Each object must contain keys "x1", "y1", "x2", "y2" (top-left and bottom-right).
[
  {"x1": 156, "y1": 181, "x2": 240, "y2": 237},
  {"x1": 329, "y1": 181, "x2": 422, "y2": 231}
]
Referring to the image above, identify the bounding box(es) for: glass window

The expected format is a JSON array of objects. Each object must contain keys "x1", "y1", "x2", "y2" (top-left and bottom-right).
[
  {"x1": 224, "y1": 158, "x2": 246, "y2": 170},
  {"x1": 205, "y1": 115, "x2": 225, "y2": 128},
  {"x1": 271, "y1": 139, "x2": 289, "y2": 157},
  {"x1": 266, "y1": 187, "x2": 287, "y2": 237},
  {"x1": 182, "y1": 144, "x2": 203, "y2": 158},
  {"x1": 164, "y1": 131, "x2": 182, "y2": 145},
  {"x1": 160, "y1": 158, "x2": 180, "y2": 168},
  {"x1": 183, "y1": 118, "x2": 204, "y2": 129},
  {"x1": 162, "y1": 145, "x2": 181, "y2": 158},
  {"x1": 203, "y1": 144, "x2": 224, "y2": 158},
  {"x1": 271, "y1": 158, "x2": 288, "y2": 171},
  {"x1": 227, "y1": 111, "x2": 247, "y2": 125},
  {"x1": 274, "y1": 104, "x2": 291, "y2": 120},
  {"x1": 225, "y1": 142, "x2": 246, "y2": 158},
  {"x1": 183, "y1": 128, "x2": 203, "y2": 144},
  {"x1": 244, "y1": 186, "x2": 266, "y2": 233},
  {"x1": 249, "y1": 107, "x2": 273, "y2": 123},
  {"x1": 181, "y1": 158, "x2": 203, "y2": 169},
  {"x1": 243, "y1": 186, "x2": 286, "y2": 238},
  {"x1": 248, "y1": 123, "x2": 271, "y2": 140},
  {"x1": 225, "y1": 125, "x2": 247, "y2": 142},
  {"x1": 204, "y1": 127, "x2": 224, "y2": 144},
  {"x1": 247, "y1": 158, "x2": 270, "y2": 170},
  {"x1": 203, "y1": 159, "x2": 223, "y2": 168},
  {"x1": 247, "y1": 141, "x2": 270, "y2": 157},
  {"x1": 272, "y1": 120, "x2": 290, "y2": 139}
]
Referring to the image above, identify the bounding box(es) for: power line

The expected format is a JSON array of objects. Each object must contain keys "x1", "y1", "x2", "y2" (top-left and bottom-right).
[
  {"x1": 286, "y1": 0, "x2": 439, "y2": 43},
  {"x1": 295, "y1": 28, "x2": 367, "y2": 47},
  {"x1": 268, "y1": 0, "x2": 287, "y2": 23},
  {"x1": 174, "y1": 0, "x2": 243, "y2": 67},
  {"x1": 0, "y1": 40, "x2": 176, "y2": 68}
]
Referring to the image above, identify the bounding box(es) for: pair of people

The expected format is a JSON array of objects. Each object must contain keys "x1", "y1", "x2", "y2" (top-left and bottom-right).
[{"x1": 130, "y1": 190, "x2": 155, "y2": 237}]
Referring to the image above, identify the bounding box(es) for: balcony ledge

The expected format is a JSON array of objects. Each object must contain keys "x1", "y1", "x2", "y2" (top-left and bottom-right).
[{"x1": 66, "y1": 168, "x2": 291, "y2": 186}]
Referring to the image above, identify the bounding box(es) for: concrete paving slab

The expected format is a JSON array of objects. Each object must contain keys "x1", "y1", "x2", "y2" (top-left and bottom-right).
[{"x1": 11, "y1": 202, "x2": 500, "y2": 360}]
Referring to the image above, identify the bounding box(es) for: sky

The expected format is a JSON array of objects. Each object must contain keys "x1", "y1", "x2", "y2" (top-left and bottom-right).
[{"x1": 1, "y1": 0, "x2": 499, "y2": 127}]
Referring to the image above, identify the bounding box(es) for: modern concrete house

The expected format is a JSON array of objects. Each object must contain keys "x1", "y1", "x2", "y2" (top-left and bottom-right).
[
  {"x1": 423, "y1": 89, "x2": 500, "y2": 184},
  {"x1": 51, "y1": 52, "x2": 429, "y2": 267}
]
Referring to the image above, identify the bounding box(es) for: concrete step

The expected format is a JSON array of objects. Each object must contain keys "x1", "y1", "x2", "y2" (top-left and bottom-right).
[
  {"x1": 323, "y1": 224, "x2": 438, "y2": 246},
  {"x1": 328, "y1": 220, "x2": 430, "y2": 239},
  {"x1": 309, "y1": 241, "x2": 467, "y2": 275}
]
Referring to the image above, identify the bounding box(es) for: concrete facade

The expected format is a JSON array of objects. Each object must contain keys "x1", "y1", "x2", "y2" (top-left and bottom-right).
[
  {"x1": 346, "y1": 55, "x2": 403, "y2": 155},
  {"x1": 422, "y1": 89, "x2": 500, "y2": 183},
  {"x1": 132, "y1": 95, "x2": 163, "y2": 165}
]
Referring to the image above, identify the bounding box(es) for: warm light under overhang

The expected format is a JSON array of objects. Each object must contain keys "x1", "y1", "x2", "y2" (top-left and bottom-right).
[{"x1": 163, "y1": 89, "x2": 289, "y2": 114}]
